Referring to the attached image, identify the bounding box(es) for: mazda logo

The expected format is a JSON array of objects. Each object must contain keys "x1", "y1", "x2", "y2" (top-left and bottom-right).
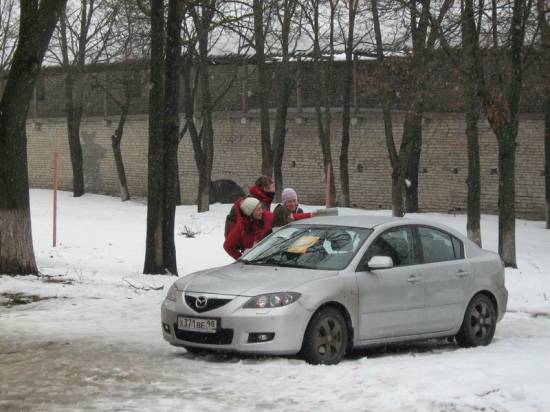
[{"x1": 195, "y1": 296, "x2": 208, "y2": 309}]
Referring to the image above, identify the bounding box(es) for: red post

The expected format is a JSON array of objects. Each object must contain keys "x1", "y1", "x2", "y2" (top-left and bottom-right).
[
  {"x1": 325, "y1": 161, "x2": 333, "y2": 208},
  {"x1": 53, "y1": 152, "x2": 59, "y2": 247}
]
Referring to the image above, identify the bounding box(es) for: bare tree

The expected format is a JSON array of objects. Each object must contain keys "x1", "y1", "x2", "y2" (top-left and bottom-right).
[
  {"x1": 100, "y1": 0, "x2": 149, "y2": 201},
  {"x1": 339, "y1": 0, "x2": 360, "y2": 207},
  {"x1": 537, "y1": 0, "x2": 549, "y2": 228},
  {"x1": 0, "y1": 0, "x2": 18, "y2": 72},
  {"x1": 236, "y1": 0, "x2": 298, "y2": 195},
  {"x1": 424, "y1": 0, "x2": 484, "y2": 244},
  {"x1": 185, "y1": 1, "x2": 217, "y2": 213},
  {"x1": 459, "y1": 0, "x2": 536, "y2": 267},
  {"x1": 252, "y1": 0, "x2": 274, "y2": 177},
  {"x1": 460, "y1": 0, "x2": 482, "y2": 245},
  {"x1": 180, "y1": 1, "x2": 249, "y2": 212},
  {"x1": 0, "y1": 0, "x2": 67, "y2": 275},
  {"x1": 143, "y1": 0, "x2": 182, "y2": 275},
  {"x1": 272, "y1": 0, "x2": 299, "y2": 198},
  {"x1": 302, "y1": 0, "x2": 338, "y2": 207},
  {"x1": 370, "y1": 0, "x2": 453, "y2": 216},
  {"x1": 371, "y1": 0, "x2": 403, "y2": 216},
  {"x1": 49, "y1": 0, "x2": 117, "y2": 197}
]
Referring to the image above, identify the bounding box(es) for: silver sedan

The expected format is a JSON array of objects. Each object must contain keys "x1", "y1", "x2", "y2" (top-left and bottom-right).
[{"x1": 161, "y1": 215, "x2": 508, "y2": 364}]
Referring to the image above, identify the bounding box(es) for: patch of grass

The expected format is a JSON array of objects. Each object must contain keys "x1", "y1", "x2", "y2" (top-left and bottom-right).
[
  {"x1": 0, "y1": 293, "x2": 54, "y2": 308},
  {"x1": 39, "y1": 275, "x2": 74, "y2": 285}
]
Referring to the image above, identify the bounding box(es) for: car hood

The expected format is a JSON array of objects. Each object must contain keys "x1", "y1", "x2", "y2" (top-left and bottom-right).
[{"x1": 175, "y1": 263, "x2": 338, "y2": 296}]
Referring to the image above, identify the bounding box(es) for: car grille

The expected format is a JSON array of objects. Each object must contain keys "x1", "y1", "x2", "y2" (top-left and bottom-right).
[
  {"x1": 185, "y1": 294, "x2": 232, "y2": 313},
  {"x1": 174, "y1": 326, "x2": 234, "y2": 345}
]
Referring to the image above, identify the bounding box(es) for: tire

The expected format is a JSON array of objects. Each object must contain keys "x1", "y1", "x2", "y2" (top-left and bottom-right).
[
  {"x1": 301, "y1": 307, "x2": 348, "y2": 365},
  {"x1": 455, "y1": 294, "x2": 497, "y2": 348}
]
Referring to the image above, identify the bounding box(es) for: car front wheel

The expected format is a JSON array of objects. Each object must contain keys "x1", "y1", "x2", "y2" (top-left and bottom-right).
[
  {"x1": 456, "y1": 294, "x2": 496, "y2": 348},
  {"x1": 301, "y1": 307, "x2": 348, "y2": 365}
]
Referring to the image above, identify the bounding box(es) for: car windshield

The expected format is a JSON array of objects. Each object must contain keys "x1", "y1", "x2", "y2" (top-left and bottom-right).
[{"x1": 241, "y1": 225, "x2": 373, "y2": 270}]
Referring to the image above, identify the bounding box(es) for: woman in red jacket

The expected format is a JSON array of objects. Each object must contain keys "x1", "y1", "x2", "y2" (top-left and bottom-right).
[
  {"x1": 224, "y1": 197, "x2": 272, "y2": 260},
  {"x1": 223, "y1": 197, "x2": 315, "y2": 260},
  {"x1": 249, "y1": 175, "x2": 275, "y2": 211}
]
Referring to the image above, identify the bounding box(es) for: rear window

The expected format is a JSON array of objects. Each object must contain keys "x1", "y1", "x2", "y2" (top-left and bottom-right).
[{"x1": 418, "y1": 226, "x2": 463, "y2": 263}]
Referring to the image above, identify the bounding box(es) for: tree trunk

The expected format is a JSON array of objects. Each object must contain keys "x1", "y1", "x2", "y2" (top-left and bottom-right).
[
  {"x1": 272, "y1": 102, "x2": 289, "y2": 200},
  {"x1": 111, "y1": 99, "x2": 130, "y2": 201},
  {"x1": 175, "y1": 160, "x2": 182, "y2": 206},
  {"x1": 314, "y1": 103, "x2": 336, "y2": 207},
  {"x1": 271, "y1": 1, "x2": 295, "y2": 200},
  {"x1": 144, "y1": 0, "x2": 167, "y2": 274},
  {"x1": 398, "y1": 109, "x2": 420, "y2": 215},
  {"x1": 340, "y1": 55, "x2": 353, "y2": 207},
  {"x1": 545, "y1": 94, "x2": 550, "y2": 229},
  {"x1": 64, "y1": 70, "x2": 85, "y2": 197},
  {"x1": 310, "y1": 2, "x2": 336, "y2": 207},
  {"x1": 59, "y1": 13, "x2": 85, "y2": 197},
  {"x1": 497, "y1": 127, "x2": 517, "y2": 268},
  {"x1": 0, "y1": 0, "x2": 67, "y2": 275},
  {"x1": 339, "y1": 1, "x2": 357, "y2": 208},
  {"x1": 404, "y1": 106, "x2": 423, "y2": 213},
  {"x1": 272, "y1": 64, "x2": 291, "y2": 200},
  {"x1": 462, "y1": 0, "x2": 482, "y2": 246},
  {"x1": 184, "y1": 2, "x2": 216, "y2": 213},
  {"x1": 371, "y1": 0, "x2": 403, "y2": 216},
  {"x1": 0, "y1": 210, "x2": 37, "y2": 274},
  {"x1": 538, "y1": 0, "x2": 549, "y2": 229},
  {"x1": 159, "y1": 0, "x2": 182, "y2": 275},
  {"x1": 197, "y1": 169, "x2": 210, "y2": 212},
  {"x1": 391, "y1": 168, "x2": 405, "y2": 217},
  {"x1": 465, "y1": 87, "x2": 482, "y2": 246},
  {"x1": 253, "y1": 0, "x2": 272, "y2": 177}
]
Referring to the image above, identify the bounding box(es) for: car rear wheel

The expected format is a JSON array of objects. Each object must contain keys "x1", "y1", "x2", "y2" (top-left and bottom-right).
[
  {"x1": 301, "y1": 307, "x2": 348, "y2": 365},
  {"x1": 456, "y1": 294, "x2": 496, "y2": 348}
]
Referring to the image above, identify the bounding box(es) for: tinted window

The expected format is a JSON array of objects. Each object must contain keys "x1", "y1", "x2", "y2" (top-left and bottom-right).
[
  {"x1": 418, "y1": 227, "x2": 458, "y2": 263},
  {"x1": 365, "y1": 227, "x2": 415, "y2": 267}
]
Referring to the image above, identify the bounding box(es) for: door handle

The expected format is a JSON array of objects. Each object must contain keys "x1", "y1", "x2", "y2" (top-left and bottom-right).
[
  {"x1": 455, "y1": 270, "x2": 469, "y2": 278},
  {"x1": 407, "y1": 275, "x2": 422, "y2": 284}
]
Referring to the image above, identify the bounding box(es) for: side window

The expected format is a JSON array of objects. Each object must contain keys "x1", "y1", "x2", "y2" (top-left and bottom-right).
[
  {"x1": 418, "y1": 227, "x2": 457, "y2": 263},
  {"x1": 451, "y1": 236, "x2": 464, "y2": 259},
  {"x1": 364, "y1": 227, "x2": 415, "y2": 267}
]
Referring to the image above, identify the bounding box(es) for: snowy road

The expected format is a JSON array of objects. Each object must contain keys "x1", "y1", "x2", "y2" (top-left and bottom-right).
[
  {"x1": 1, "y1": 309, "x2": 550, "y2": 412},
  {"x1": 1, "y1": 190, "x2": 550, "y2": 411}
]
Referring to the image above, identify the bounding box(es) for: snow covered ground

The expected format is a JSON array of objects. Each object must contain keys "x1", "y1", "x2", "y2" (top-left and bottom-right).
[{"x1": 1, "y1": 189, "x2": 550, "y2": 411}]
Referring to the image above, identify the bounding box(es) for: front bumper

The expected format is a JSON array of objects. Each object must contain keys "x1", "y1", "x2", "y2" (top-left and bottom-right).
[{"x1": 161, "y1": 295, "x2": 313, "y2": 355}]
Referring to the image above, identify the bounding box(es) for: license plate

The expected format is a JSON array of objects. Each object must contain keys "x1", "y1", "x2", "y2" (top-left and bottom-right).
[{"x1": 177, "y1": 316, "x2": 217, "y2": 333}]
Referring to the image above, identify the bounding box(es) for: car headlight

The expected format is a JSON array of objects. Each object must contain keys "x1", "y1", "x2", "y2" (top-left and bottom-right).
[
  {"x1": 166, "y1": 284, "x2": 181, "y2": 302},
  {"x1": 243, "y1": 292, "x2": 301, "y2": 309}
]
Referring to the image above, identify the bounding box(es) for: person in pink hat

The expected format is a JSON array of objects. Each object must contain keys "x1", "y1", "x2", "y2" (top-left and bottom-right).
[{"x1": 276, "y1": 187, "x2": 303, "y2": 214}]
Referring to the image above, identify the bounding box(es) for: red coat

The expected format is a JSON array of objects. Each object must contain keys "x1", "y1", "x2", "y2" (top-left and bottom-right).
[
  {"x1": 249, "y1": 185, "x2": 274, "y2": 210},
  {"x1": 292, "y1": 212, "x2": 313, "y2": 221},
  {"x1": 223, "y1": 202, "x2": 313, "y2": 260},
  {"x1": 224, "y1": 199, "x2": 273, "y2": 260}
]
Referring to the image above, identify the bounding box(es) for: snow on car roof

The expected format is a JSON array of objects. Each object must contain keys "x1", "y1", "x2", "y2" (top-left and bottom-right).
[
  {"x1": 291, "y1": 214, "x2": 400, "y2": 229},
  {"x1": 293, "y1": 213, "x2": 472, "y2": 244}
]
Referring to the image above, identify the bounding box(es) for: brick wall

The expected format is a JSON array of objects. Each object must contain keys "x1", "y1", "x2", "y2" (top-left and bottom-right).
[{"x1": 26, "y1": 109, "x2": 546, "y2": 219}]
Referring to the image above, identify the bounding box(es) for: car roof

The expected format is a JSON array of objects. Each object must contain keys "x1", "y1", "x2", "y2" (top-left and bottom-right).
[
  {"x1": 291, "y1": 214, "x2": 401, "y2": 229},
  {"x1": 290, "y1": 214, "x2": 465, "y2": 236}
]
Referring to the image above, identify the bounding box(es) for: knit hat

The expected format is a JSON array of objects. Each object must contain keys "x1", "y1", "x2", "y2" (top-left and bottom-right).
[
  {"x1": 281, "y1": 188, "x2": 298, "y2": 203},
  {"x1": 240, "y1": 197, "x2": 260, "y2": 216}
]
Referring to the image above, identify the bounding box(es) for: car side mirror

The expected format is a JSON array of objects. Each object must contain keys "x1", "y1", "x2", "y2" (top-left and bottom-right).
[{"x1": 366, "y1": 256, "x2": 394, "y2": 270}]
